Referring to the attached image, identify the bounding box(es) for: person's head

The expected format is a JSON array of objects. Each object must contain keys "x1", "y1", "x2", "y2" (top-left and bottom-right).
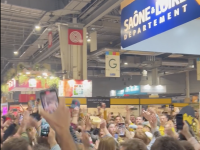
[
  {"x1": 134, "y1": 131, "x2": 150, "y2": 145},
  {"x1": 135, "y1": 117, "x2": 143, "y2": 125},
  {"x1": 143, "y1": 124, "x2": 151, "y2": 132},
  {"x1": 136, "y1": 123, "x2": 144, "y2": 131},
  {"x1": 151, "y1": 136, "x2": 185, "y2": 150},
  {"x1": 2, "y1": 137, "x2": 32, "y2": 150},
  {"x1": 99, "y1": 128, "x2": 105, "y2": 138},
  {"x1": 98, "y1": 136, "x2": 116, "y2": 150},
  {"x1": 160, "y1": 114, "x2": 168, "y2": 125},
  {"x1": 120, "y1": 138, "x2": 147, "y2": 150},
  {"x1": 115, "y1": 116, "x2": 121, "y2": 124},
  {"x1": 179, "y1": 141, "x2": 195, "y2": 150},
  {"x1": 107, "y1": 123, "x2": 116, "y2": 135},
  {"x1": 130, "y1": 115, "x2": 135, "y2": 123}
]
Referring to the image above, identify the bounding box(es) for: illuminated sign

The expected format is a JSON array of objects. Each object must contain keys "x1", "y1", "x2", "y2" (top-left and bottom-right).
[{"x1": 121, "y1": 0, "x2": 200, "y2": 49}]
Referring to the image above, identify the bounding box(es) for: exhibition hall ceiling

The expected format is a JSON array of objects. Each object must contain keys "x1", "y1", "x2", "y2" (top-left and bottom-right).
[{"x1": 1, "y1": 0, "x2": 199, "y2": 79}]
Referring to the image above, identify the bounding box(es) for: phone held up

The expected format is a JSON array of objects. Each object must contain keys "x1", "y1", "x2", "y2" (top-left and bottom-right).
[
  {"x1": 176, "y1": 114, "x2": 184, "y2": 130},
  {"x1": 41, "y1": 119, "x2": 50, "y2": 137},
  {"x1": 40, "y1": 89, "x2": 59, "y2": 114},
  {"x1": 118, "y1": 123, "x2": 126, "y2": 137}
]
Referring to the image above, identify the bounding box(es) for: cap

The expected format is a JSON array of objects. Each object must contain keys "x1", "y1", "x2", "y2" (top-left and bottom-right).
[{"x1": 70, "y1": 99, "x2": 80, "y2": 109}]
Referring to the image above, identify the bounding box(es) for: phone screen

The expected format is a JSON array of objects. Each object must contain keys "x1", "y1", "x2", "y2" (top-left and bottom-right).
[
  {"x1": 40, "y1": 89, "x2": 59, "y2": 114},
  {"x1": 29, "y1": 100, "x2": 36, "y2": 109},
  {"x1": 41, "y1": 119, "x2": 50, "y2": 137},
  {"x1": 176, "y1": 114, "x2": 183, "y2": 130},
  {"x1": 118, "y1": 123, "x2": 126, "y2": 137},
  {"x1": 19, "y1": 114, "x2": 23, "y2": 125}
]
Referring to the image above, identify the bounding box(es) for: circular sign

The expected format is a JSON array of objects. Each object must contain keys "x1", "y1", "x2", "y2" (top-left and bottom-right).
[{"x1": 70, "y1": 31, "x2": 82, "y2": 43}]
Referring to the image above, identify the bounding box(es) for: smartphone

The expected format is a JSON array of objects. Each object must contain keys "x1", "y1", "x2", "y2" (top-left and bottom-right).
[
  {"x1": 29, "y1": 100, "x2": 36, "y2": 109},
  {"x1": 40, "y1": 89, "x2": 59, "y2": 114},
  {"x1": 118, "y1": 123, "x2": 126, "y2": 137},
  {"x1": 176, "y1": 114, "x2": 184, "y2": 130},
  {"x1": 41, "y1": 119, "x2": 50, "y2": 137},
  {"x1": 19, "y1": 114, "x2": 23, "y2": 125}
]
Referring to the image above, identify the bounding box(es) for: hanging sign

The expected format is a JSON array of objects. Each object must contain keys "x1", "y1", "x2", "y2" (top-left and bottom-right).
[
  {"x1": 105, "y1": 51, "x2": 120, "y2": 77},
  {"x1": 87, "y1": 97, "x2": 110, "y2": 108},
  {"x1": 197, "y1": 58, "x2": 200, "y2": 80},
  {"x1": 121, "y1": 0, "x2": 200, "y2": 49},
  {"x1": 68, "y1": 29, "x2": 83, "y2": 45},
  {"x1": 48, "y1": 31, "x2": 53, "y2": 48}
]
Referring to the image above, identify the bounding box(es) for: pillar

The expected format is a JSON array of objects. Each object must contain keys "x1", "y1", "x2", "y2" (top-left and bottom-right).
[
  {"x1": 185, "y1": 71, "x2": 190, "y2": 102},
  {"x1": 152, "y1": 68, "x2": 159, "y2": 85},
  {"x1": 58, "y1": 24, "x2": 87, "y2": 80}
]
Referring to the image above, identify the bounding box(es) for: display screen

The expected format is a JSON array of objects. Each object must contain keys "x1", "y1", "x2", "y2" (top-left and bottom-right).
[{"x1": 40, "y1": 89, "x2": 59, "y2": 114}]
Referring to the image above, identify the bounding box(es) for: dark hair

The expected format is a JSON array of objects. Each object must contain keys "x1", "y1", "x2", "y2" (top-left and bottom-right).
[
  {"x1": 179, "y1": 141, "x2": 195, "y2": 150},
  {"x1": 2, "y1": 137, "x2": 30, "y2": 150},
  {"x1": 121, "y1": 138, "x2": 147, "y2": 150},
  {"x1": 151, "y1": 136, "x2": 185, "y2": 150}
]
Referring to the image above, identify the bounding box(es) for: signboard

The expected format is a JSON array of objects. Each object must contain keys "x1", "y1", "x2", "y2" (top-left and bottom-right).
[
  {"x1": 87, "y1": 97, "x2": 110, "y2": 108},
  {"x1": 116, "y1": 90, "x2": 125, "y2": 96},
  {"x1": 141, "y1": 85, "x2": 166, "y2": 93},
  {"x1": 197, "y1": 58, "x2": 200, "y2": 80},
  {"x1": 48, "y1": 31, "x2": 53, "y2": 48},
  {"x1": 105, "y1": 51, "x2": 120, "y2": 77},
  {"x1": 68, "y1": 29, "x2": 83, "y2": 45},
  {"x1": 7, "y1": 79, "x2": 16, "y2": 91},
  {"x1": 121, "y1": 0, "x2": 200, "y2": 49},
  {"x1": 124, "y1": 85, "x2": 147, "y2": 95},
  {"x1": 58, "y1": 80, "x2": 92, "y2": 97}
]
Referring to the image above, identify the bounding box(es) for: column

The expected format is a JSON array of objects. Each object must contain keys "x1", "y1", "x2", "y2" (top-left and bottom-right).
[
  {"x1": 152, "y1": 68, "x2": 159, "y2": 85},
  {"x1": 185, "y1": 71, "x2": 190, "y2": 102},
  {"x1": 58, "y1": 25, "x2": 87, "y2": 80}
]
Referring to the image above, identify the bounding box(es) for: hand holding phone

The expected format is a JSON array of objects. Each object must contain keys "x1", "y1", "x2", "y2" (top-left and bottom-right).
[
  {"x1": 176, "y1": 114, "x2": 184, "y2": 130},
  {"x1": 40, "y1": 89, "x2": 59, "y2": 114}
]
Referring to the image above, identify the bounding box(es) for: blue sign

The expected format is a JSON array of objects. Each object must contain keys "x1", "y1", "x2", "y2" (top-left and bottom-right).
[
  {"x1": 116, "y1": 90, "x2": 125, "y2": 96},
  {"x1": 124, "y1": 86, "x2": 147, "y2": 95},
  {"x1": 121, "y1": 0, "x2": 200, "y2": 49}
]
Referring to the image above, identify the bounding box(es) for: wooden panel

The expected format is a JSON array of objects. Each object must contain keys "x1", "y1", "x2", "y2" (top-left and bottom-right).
[{"x1": 140, "y1": 98, "x2": 171, "y2": 104}]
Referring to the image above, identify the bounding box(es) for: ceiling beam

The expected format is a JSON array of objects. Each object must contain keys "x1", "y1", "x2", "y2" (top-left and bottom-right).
[
  {"x1": 32, "y1": 41, "x2": 60, "y2": 64},
  {"x1": 83, "y1": 0, "x2": 123, "y2": 28},
  {"x1": 1, "y1": 0, "x2": 68, "y2": 11}
]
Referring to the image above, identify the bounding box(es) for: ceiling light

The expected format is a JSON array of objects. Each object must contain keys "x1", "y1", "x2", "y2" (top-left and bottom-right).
[
  {"x1": 124, "y1": 62, "x2": 128, "y2": 65},
  {"x1": 14, "y1": 51, "x2": 18, "y2": 55},
  {"x1": 87, "y1": 39, "x2": 91, "y2": 42},
  {"x1": 26, "y1": 72, "x2": 30, "y2": 75},
  {"x1": 35, "y1": 25, "x2": 41, "y2": 30}
]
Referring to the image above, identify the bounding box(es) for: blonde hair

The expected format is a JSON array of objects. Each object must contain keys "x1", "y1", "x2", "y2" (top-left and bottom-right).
[
  {"x1": 98, "y1": 136, "x2": 116, "y2": 150},
  {"x1": 134, "y1": 131, "x2": 151, "y2": 145}
]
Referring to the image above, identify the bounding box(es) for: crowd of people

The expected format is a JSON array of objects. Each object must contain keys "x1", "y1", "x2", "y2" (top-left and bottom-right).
[{"x1": 1, "y1": 99, "x2": 200, "y2": 150}]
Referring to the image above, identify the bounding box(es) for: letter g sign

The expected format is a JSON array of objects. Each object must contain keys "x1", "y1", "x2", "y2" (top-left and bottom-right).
[{"x1": 109, "y1": 59, "x2": 117, "y2": 68}]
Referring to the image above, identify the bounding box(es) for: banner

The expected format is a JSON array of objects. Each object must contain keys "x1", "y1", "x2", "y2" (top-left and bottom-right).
[
  {"x1": 58, "y1": 80, "x2": 92, "y2": 97},
  {"x1": 68, "y1": 29, "x2": 83, "y2": 45},
  {"x1": 87, "y1": 97, "x2": 110, "y2": 108},
  {"x1": 48, "y1": 31, "x2": 53, "y2": 48},
  {"x1": 105, "y1": 51, "x2": 120, "y2": 77},
  {"x1": 121, "y1": 0, "x2": 200, "y2": 49},
  {"x1": 197, "y1": 58, "x2": 200, "y2": 80}
]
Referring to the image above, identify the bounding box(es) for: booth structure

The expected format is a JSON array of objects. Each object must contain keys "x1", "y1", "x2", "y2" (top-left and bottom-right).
[{"x1": 60, "y1": 97, "x2": 199, "y2": 117}]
